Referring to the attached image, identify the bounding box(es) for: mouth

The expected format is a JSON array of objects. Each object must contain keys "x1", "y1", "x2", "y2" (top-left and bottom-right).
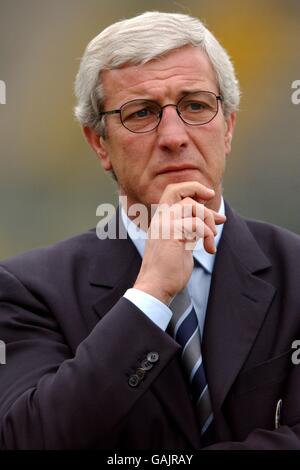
[{"x1": 157, "y1": 165, "x2": 199, "y2": 175}]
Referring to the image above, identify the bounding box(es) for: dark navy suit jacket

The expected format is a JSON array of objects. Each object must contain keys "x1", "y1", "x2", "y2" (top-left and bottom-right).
[{"x1": 0, "y1": 203, "x2": 300, "y2": 449}]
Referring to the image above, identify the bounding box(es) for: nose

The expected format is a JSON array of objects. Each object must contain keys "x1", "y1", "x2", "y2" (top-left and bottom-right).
[{"x1": 156, "y1": 105, "x2": 189, "y2": 153}]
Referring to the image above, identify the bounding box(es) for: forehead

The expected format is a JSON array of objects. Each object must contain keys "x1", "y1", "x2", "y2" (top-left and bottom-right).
[{"x1": 101, "y1": 45, "x2": 219, "y2": 104}]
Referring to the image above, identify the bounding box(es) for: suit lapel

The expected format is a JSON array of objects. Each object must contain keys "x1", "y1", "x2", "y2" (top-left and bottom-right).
[
  {"x1": 202, "y1": 205, "x2": 276, "y2": 419},
  {"x1": 89, "y1": 208, "x2": 142, "y2": 318},
  {"x1": 90, "y1": 241, "x2": 142, "y2": 319}
]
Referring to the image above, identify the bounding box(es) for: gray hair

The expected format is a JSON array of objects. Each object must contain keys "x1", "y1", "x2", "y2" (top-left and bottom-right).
[{"x1": 74, "y1": 11, "x2": 240, "y2": 135}]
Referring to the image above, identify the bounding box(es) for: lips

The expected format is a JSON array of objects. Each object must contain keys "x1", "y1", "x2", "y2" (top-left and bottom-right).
[{"x1": 158, "y1": 165, "x2": 199, "y2": 175}]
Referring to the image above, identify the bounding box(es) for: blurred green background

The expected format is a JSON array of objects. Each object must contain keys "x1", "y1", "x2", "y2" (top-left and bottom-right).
[{"x1": 0, "y1": 0, "x2": 299, "y2": 259}]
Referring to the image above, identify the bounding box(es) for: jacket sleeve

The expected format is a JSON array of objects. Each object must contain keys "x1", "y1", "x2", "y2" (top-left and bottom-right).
[{"x1": 0, "y1": 266, "x2": 179, "y2": 449}]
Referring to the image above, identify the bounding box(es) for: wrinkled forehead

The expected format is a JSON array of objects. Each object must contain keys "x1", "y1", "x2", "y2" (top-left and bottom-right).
[{"x1": 101, "y1": 46, "x2": 219, "y2": 103}]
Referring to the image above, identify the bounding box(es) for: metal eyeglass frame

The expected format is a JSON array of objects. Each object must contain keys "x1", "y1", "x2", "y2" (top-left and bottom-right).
[{"x1": 99, "y1": 91, "x2": 223, "y2": 133}]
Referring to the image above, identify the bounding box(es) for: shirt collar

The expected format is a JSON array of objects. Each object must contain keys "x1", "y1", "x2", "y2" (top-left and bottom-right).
[{"x1": 121, "y1": 197, "x2": 225, "y2": 274}]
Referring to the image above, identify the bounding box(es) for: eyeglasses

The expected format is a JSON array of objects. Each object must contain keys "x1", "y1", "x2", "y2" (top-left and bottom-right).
[{"x1": 99, "y1": 91, "x2": 223, "y2": 133}]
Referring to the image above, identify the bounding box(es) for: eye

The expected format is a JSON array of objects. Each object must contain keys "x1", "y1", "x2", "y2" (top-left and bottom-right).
[
  {"x1": 185, "y1": 101, "x2": 208, "y2": 111},
  {"x1": 133, "y1": 107, "x2": 152, "y2": 118},
  {"x1": 122, "y1": 102, "x2": 159, "y2": 122}
]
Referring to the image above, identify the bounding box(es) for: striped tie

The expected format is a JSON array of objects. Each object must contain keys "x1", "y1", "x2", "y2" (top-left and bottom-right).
[{"x1": 169, "y1": 288, "x2": 213, "y2": 435}]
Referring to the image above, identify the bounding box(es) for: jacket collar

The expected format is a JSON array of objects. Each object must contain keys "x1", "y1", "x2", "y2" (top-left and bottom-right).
[{"x1": 89, "y1": 207, "x2": 141, "y2": 289}]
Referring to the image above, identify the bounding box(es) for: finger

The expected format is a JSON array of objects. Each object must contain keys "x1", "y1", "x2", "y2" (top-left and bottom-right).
[
  {"x1": 176, "y1": 198, "x2": 225, "y2": 232},
  {"x1": 203, "y1": 232, "x2": 217, "y2": 254},
  {"x1": 204, "y1": 208, "x2": 217, "y2": 236},
  {"x1": 160, "y1": 182, "x2": 215, "y2": 205},
  {"x1": 175, "y1": 217, "x2": 215, "y2": 244},
  {"x1": 183, "y1": 202, "x2": 217, "y2": 237},
  {"x1": 210, "y1": 209, "x2": 227, "y2": 224},
  {"x1": 185, "y1": 217, "x2": 217, "y2": 254}
]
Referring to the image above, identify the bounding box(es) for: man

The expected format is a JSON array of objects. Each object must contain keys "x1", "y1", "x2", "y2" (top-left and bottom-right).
[{"x1": 0, "y1": 11, "x2": 300, "y2": 450}]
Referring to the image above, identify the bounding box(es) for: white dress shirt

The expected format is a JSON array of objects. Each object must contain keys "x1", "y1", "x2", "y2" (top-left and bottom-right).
[{"x1": 123, "y1": 198, "x2": 225, "y2": 335}]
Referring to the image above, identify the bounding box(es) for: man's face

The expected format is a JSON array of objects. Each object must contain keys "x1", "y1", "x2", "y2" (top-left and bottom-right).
[{"x1": 85, "y1": 45, "x2": 236, "y2": 212}]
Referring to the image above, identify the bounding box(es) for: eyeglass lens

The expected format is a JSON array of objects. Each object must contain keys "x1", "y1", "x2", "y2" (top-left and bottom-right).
[{"x1": 120, "y1": 91, "x2": 219, "y2": 133}]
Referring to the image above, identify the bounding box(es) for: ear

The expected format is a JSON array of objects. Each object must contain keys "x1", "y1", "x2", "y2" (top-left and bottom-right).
[
  {"x1": 83, "y1": 126, "x2": 112, "y2": 171},
  {"x1": 224, "y1": 112, "x2": 237, "y2": 156}
]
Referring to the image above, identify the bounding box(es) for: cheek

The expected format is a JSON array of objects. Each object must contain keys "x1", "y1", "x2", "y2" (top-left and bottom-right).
[
  {"x1": 120, "y1": 136, "x2": 153, "y2": 169},
  {"x1": 194, "y1": 125, "x2": 226, "y2": 158},
  {"x1": 109, "y1": 136, "x2": 150, "y2": 183},
  {"x1": 208, "y1": 121, "x2": 228, "y2": 153}
]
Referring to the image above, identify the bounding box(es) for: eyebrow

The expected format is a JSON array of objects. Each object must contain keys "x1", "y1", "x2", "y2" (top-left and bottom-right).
[
  {"x1": 179, "y1": 89, "x2": 205, "y2": 96},
  {"x1": 125, "y1": 89, "x2": 210, "y2": 103}
]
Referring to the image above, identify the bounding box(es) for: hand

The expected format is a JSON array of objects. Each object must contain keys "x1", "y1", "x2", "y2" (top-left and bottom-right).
[{"x1": 133, "y1": 182, "x2": 226, "y2": 304}]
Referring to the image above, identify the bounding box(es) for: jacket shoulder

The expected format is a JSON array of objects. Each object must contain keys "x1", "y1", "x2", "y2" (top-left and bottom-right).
[
  {"x1": 245, "y1": 216, "x2": 300, "y2": 244},
  {"x1": 0, "y1": 229, "x2": 99, "y2": 280},
  {"x1": 243, "y1": 215, "x2": 300, "y2": 261}
]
